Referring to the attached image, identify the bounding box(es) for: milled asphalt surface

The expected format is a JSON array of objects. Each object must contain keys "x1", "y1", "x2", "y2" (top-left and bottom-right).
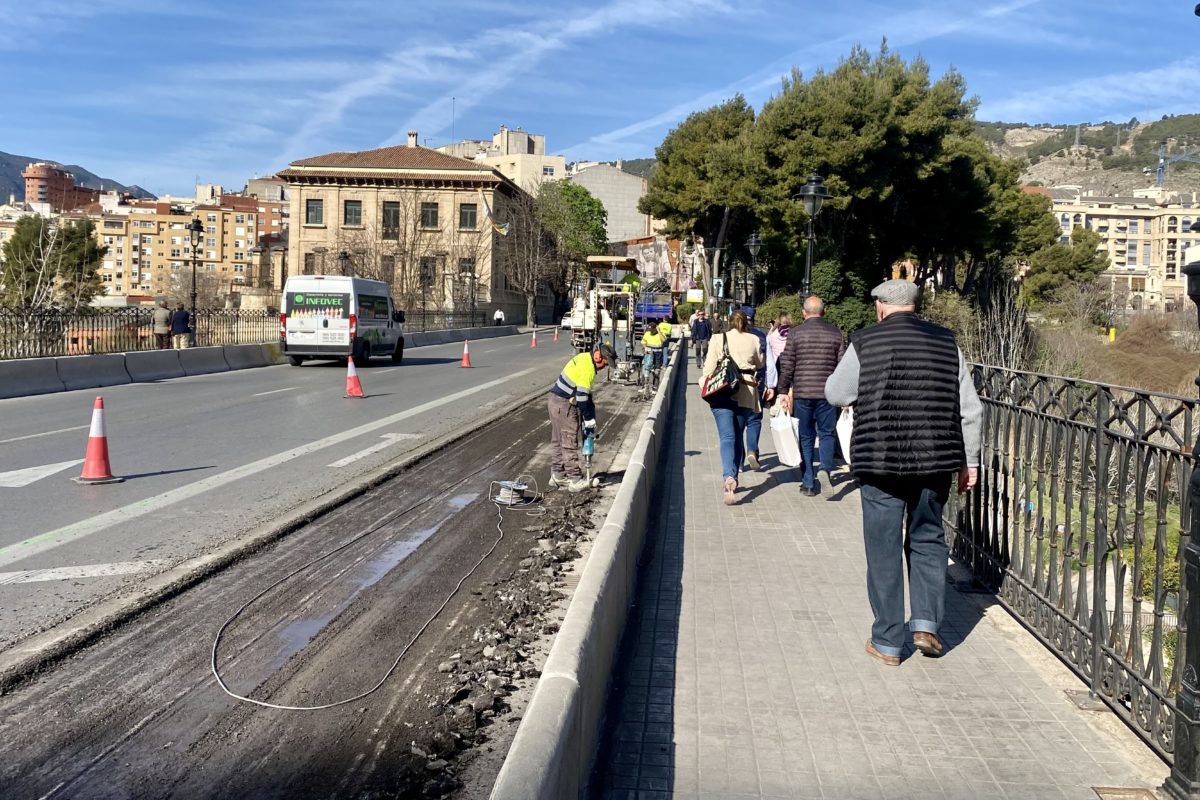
[{"x1": 0, "y1": 333, "x2": 573, "y2": 650}]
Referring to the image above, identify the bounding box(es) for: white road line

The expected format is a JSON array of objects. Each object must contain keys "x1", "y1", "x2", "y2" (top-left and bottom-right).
[
  {"x1": 0, "y1": 368, "x2": 536, "y2": 568},
  {"x1": 0, "y1": 459, "x2": 85, "y2": 488},
  {"x1": 326, "y1": 433, "x2": 421, "y2": 467},
  {"x1": 0, "y1": 425, "x2": 88, "y2": 445},
  {"x1": 373, "y1": 368, "x2": 397, "y2": 375},
  {"x1": 252, "y1": 387, "x2": 298, "y2": 397},
  {"x1": 0, "y1": 559, "x2": 169, "y2": 586}
]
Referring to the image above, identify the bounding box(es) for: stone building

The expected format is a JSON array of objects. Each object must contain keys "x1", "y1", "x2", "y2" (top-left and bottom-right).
[
  {"x1": 437, "y1": 125, "x2": 567, "y2": 191},
  {"x1": 566, "y1": 162, "x2": 653, "y2": 243},
  {"x1": 22, "y1": 163, "x2": 99, "y2": 213}
]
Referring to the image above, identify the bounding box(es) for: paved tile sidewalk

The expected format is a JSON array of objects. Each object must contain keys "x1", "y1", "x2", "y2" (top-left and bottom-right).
[{"x1": 592, "y1": 376, "x2": 1168, "y2": 799}]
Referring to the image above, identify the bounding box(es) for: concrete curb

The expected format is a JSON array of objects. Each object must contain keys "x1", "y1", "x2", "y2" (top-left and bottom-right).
[
  {"x1": 0, "y1": 358, "x2": 66, "y2": 398},
  {"x1": 490, "y1": 345, "x2": 683, "y2": 800},
  {"x1": 223, "y1": 343, "x2": 269, "y2": 370},
  {"x1": 178, "y1": 346, "x2": 231, "y2": 376},
  {"x1": 0, "y1": 383, "x2": 550, "y2": 695},
  {"x1": 124, "y1": 350, "x2": 185, "y2": 383},
  {"x1": 56, "y1": 353, "x2": 132, "y2": 391}
]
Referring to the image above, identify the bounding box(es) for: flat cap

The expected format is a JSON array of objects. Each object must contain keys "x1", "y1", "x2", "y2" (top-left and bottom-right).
[{"x1": 870, "y1": 279, "x2": 920, "y2": 306}]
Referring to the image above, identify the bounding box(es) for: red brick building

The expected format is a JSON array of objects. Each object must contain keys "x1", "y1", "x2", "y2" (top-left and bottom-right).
[{"x1": 22, "y1": 163, "x2": 100, "y2": 212}]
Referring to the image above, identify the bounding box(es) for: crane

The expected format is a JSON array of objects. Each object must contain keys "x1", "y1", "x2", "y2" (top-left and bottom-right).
[{"x1": 1151, "y1": 141, "x2": 1200, "y2": 187}]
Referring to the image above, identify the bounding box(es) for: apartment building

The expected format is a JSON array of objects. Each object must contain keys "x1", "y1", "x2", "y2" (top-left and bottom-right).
[
  {"x1": 1044, "y1": 187, "x2": 1200, "y2": 311},
  {"x1": 566, "y1": 162, "x2": 653, "y2": 243},
  {"x1": 278, "y1": 132, "x2": 548, "y2": 321},
  {"x1": 437, "y1": 125, "x2": 566, "y2": 190},
  {"x1": 21, "y1": 163, "x2": 100, "y2": 212}
]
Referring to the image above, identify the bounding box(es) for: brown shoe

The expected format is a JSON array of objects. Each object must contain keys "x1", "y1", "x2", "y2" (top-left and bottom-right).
[
  {"x1": 865, "y1": 639, "x2": 900, "y2": 666},
  {"x1": 913, "y1": 631, "x2": 944, "y2": 657}
]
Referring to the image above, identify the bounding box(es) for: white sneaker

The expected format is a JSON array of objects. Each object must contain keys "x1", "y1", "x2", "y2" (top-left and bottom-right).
[
  {"x1": 567, "y1": 477, "x2": 592, "y2": 493},
  {"x1": 549, "y1": 473, "x2": 569, "y2": 488}
]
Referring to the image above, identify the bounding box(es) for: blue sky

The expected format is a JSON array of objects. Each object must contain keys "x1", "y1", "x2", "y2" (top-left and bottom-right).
[{"x1": 1, "y1": 0, "x2": 1197, "y2": 197}]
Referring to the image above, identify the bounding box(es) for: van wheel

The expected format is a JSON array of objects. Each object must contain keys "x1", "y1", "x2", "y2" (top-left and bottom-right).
[
  {"x1": 352, "y1": 339, "x2": 370, "y2": 365},
  {"x1": 288, "y1": 355, "x2": 304, "y2": 366},
  {"x1": 392, "y1": 341, "x2": 404, "y2": 363}
]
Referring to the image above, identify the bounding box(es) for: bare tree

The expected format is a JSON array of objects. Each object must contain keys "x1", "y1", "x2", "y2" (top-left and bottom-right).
[{"x1": 499, "y1": 189, "x2": 555, "y2": 326}]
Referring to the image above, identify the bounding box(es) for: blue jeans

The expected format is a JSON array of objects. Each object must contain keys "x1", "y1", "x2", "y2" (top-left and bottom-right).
[
  {"x1": 859, "y1": 474, "x2": 952, "y2": 657},
  {"x1": 710, "y1": 405, "x2": 755, "y2": 480},
  {"x1": 743, "y1": 410, "x2": 762, "y2": 464},
  {"x1": 795, "y1": 398, "x2": 837, "y2": 489}
]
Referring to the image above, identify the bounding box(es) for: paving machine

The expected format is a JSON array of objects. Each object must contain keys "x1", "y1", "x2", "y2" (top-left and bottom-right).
[{"x1": 564, "y1": 256, "x2": 641, "y2": 383}]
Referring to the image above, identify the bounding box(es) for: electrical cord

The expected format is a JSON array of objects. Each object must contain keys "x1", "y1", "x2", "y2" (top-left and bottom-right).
[{"x1": 211, "y1": 427, "x2": 546, "y2": 711}]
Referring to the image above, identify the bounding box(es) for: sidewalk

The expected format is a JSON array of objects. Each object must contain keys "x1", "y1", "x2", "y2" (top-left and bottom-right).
[{"x1": 591, "y1": 372, "x2": 1168, "y2": 799}]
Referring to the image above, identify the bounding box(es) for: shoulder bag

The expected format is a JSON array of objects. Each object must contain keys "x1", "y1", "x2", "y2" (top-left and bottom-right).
[{"x1": 700, "y1": 333, "x2": 740, "y2": 402}]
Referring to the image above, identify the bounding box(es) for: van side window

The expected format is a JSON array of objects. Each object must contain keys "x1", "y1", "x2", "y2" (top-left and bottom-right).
[{"x1": 359, "y1": 294, "x2": 389, "y2": 320}]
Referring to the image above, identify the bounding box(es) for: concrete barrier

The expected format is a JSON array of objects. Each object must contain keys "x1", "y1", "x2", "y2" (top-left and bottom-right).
[
  {"x1": 491, "y1": 343, "x2": 683, "y2": 800},
  {"x1": 178, "y1": 346, "x2": 230, "y2": 376},
  {"x1": 0, "y1": 358, "x2": 66, "y2": 398},
  {"x1": 124, "y1": 350, "x2": 184, "y2": 383},
  {"x1": 223, "y1": 343, "x2": 269, "y2": 371},
  {"x1": 405, "y1": 332, "x2": 428, "y2": 348},
  {"x1": 56, "y1": 353, "x2": 132, "y2": 391},
  {"x1": 260, "y1": 342, "x2": 287, "y2": 365}
]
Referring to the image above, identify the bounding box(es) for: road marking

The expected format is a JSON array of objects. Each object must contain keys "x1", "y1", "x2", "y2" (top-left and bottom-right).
[
  {"x1": 252, "y1": 387, "x2": 297, "y2": 397},
  {"x1": 0, "y1": 368, "x2": 536, "y2": 568},
  {"x1": 0, "y1": 459, "x2": 85, "y2": 488},
  {"x1": 326, "y1": 433, "x2": 421, "y2": 467},
  {"x1": 373, "y1": 368, "x2": 397, "y2": 375},
  {"x1": 0, "y1": 559, "x2": 169, "y2": 585},
  {"x1": 0, "y1": 425, "x2": 88, "y2": 445}
]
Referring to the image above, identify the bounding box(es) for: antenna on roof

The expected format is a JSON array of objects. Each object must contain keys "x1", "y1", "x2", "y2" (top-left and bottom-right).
[{"x1": 452, "y1": 96, "x2": 456, "y2": 143}]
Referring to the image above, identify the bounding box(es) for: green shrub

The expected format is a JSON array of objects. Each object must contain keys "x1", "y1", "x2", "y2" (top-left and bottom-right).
[{"x1": 755, "y1": 291, "x2": 804, "y2": 327}]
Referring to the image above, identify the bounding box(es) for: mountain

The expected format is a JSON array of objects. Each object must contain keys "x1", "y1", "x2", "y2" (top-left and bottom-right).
[
  {"x1": 975, "y1": 115, "x2": 1200, "y2": 194},
  {"x1": 619, "y1": 158, "x2": 656, "y2": 179},
  {"x1": 0, "y1": 150, "x2": 155, "y2": 204}
]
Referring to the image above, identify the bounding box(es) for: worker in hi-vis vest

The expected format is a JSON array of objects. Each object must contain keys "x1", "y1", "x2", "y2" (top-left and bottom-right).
[
  {"x1": 642, "y1": 323, "x2": 666, "y2": 374},
  {"x1": 548, "y1": 343, "x2": 615, "y2": 492}
]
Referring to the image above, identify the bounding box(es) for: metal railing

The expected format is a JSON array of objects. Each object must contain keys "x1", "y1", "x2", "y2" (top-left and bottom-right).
[
  {"x1": 946, "y1": 365, "x2": 1194, "y2": 763},
  {"x1": 406, "y1": 310, "x2": 487, "y2": 332},
  {"x1": 0, "y1": 307, "x2": 277, "y2": 359}
]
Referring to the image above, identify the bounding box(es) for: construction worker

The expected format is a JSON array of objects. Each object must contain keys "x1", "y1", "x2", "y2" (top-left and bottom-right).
[
  {"x1": 549, "y1": 343, "x2": 616, "y2": 491},
  {"x1": 642, "y1": 320, "x2": 666, "y2": 374}
]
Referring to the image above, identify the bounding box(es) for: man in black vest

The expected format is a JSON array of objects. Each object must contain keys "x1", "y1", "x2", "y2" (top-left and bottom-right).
[{"x1": 825, "y1": 279, "x2": 982, "y2": 666}]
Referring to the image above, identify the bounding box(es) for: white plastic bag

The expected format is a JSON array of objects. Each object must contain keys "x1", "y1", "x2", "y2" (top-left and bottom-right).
[
  {"x1": 770, "y1": 410, "x2": 802, "y2": 468},
  {"x1": 836, "y1": 406, "x2": 854, "y2": 465}
]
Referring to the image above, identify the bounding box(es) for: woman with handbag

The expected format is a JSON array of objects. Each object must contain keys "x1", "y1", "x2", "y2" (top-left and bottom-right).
[{"x1": 701, "y1": 309, "x2": 764, "y2": 505}]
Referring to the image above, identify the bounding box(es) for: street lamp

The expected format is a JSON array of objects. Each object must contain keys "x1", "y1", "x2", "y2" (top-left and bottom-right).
[
  {"x1": 794, "y1": 174, "x2": 833, "y2": 296},
  {"x1": 187, "y1": 217, "x2": 203, "y2": 346},
  {"x1": 459, "y1": 260, "x2": 477, "y2": 327},
  {"x1": 746, "y1": 232, "x2": 761, "y2": 305},
  {"x1": 337, "y1": 249, "x2": 350, "y2": 276},
  {"x1": 1165, "y1": 217, "x2": 1200, "y2": 800}
]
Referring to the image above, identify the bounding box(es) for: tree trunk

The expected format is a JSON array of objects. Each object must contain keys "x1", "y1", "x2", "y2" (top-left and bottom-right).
[{"x1": 526, "y1": 294, "x2": 536, "y2": 328}]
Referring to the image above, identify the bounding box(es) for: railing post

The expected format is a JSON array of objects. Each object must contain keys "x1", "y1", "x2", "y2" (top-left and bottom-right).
[
  {"x1": 1091, "y1": 390, "x2": 1109, "y2": 701},
  {"x1": 1165, "y1": 393, "x2": 1200, "y2": 797}
]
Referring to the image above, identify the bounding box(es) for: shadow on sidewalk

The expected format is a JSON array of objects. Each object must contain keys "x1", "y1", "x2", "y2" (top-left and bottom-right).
[{"x1": 589, "y1": 361, "x2": 689, "y2": 798}]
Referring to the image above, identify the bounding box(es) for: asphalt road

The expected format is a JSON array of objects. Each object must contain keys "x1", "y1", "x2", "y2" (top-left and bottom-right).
[
  {"x1": 0, "y1": 388, "x2": 641, "y2": 799},
  {"x1": 0, "y1": 332, "x2": 576, "y2": 650}
]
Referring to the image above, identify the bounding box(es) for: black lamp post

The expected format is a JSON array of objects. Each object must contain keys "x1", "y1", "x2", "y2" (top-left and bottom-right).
[
  {"x1": 337, "y1": 249, "x2": 350, "y2": 276},
  {"x1": 1165, "y1": 220, "x2": 1200, "y2": 800},
  {"x1": 460, "y1": 261, "x2": 477, "y2": 327},
  {"x1": 746, "y1": 232, "x2": 761, "y2": 305},
  {"x1": 187, "y1": 217, "x2": 203, "y2": 346},
  {"x1": 794, "y1": 174, "x2": 832, "y2": 296}
]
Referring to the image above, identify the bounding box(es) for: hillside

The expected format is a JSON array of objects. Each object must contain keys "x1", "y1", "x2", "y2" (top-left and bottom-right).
[
  {"x1": 975, "y1": 115, "x2": 1200, "y2": 194},
  {"x1": 0, "y1": 150, "x2": 154, "y2": 204}
]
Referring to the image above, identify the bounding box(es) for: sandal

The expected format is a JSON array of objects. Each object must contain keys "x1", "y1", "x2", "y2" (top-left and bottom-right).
[{"x1": 723, "y1": 477, "x2": 737, "y2": 506}]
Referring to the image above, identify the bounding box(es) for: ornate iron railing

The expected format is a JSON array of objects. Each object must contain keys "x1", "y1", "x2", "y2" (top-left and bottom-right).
[
  {"x1": 405, "y1": 310, "x2": 487, "y2": 332},
  {"x1": 947, "y1": 365, "x2": 1195, "y2": 763},
  {"x1": 0, "y1": 307, "x2": 277, "y2": 359}
]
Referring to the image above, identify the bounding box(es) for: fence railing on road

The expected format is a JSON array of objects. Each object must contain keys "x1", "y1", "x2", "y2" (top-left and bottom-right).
[
  {"x1": 946, "y1": 365, "x2": 1194, "y2": 763},
  {"x1": 405, "y1": 310, "x2": 487, "y2": 332},
  {"x1": 0, "y1": 307, "x2": 277, "y2": 359}
]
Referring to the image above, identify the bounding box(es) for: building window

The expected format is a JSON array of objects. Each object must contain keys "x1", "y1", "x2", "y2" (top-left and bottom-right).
[
  {"x1": 458, "y1": 257, "x2": 476, "y2": 275},
  {"x1": 459, "y1": 203, "x2": 477, "y2": 230},
  {"x1": 344, "y1": 200, "x2": 362, "y2": 226},
  {"x1": 1129, "y1": 219, "x2": 1139, "y2": 234},
  {"x1": 382, "y1": 202, "x2": 400, "y2": 238},
  {"x1": 542, "y1": 166, "x2": 555, "y2": 176},
  {"x1": 235, "y1": 214, "x2": 245, "y2": 224},
  {"x1": 419, "y1": 256, "x2": 437, "y2": 286},
  {"x1": 303, "y1": 253, "x2": 316, "y2": 274},
  {"x1": 206, "y1": 226, "x2": 216, "y2": 234},
  {"x1": 381, "y1": 254, "x2": 395, "y2": 276},
  {"x1": 1143, "y1": 242, "x2": 1151, "y2": 264},
  {"x1": 420, "y1": 202, "x2": 439, "y2": 229},
  {"x1": 305, "y1": 199, "x2": 324, "y2": 225}
]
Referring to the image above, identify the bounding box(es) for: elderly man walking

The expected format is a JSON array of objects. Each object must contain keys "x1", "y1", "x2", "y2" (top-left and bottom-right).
[
  {"x1": 825, "y1": 280, "x2": 983, "y2": 666},
  {"x1": 776, "y1": 296, "x2": 845, "y2": 496}
]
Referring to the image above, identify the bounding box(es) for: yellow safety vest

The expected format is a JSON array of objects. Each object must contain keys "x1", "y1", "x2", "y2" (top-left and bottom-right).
[
  {"x1": 657, "y1": 321, "x2": 673, "y2": 338},
  {"x1": 551, "y1": 352, "x2": 598, "y2": 415},
  {"x1": 642, "y1": 329, "x2": 665, "y2": 349}
]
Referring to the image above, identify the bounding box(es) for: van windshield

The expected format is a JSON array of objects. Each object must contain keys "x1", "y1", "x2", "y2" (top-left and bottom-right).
[{"x1": 287, "y1": 291, "x2": 349, "y2": 319}]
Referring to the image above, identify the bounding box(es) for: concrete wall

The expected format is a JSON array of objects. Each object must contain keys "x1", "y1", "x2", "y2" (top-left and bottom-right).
[{"x1": 490, "y1": 344, "x2": 683, "y2": 800}]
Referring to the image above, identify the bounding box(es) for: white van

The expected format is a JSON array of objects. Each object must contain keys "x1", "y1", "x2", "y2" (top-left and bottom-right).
[{"x1": 281, "y1": 275, "x2": 405, "y2": 366}]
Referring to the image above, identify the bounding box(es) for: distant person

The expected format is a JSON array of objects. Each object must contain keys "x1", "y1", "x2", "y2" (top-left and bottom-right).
[
  {"x1": 702, "y1": 309, "x2": 763, "y2": 506},
  {"x1": 777, "y1": 297, "x2": 845, "y2": 496},
  {"x1": 825, "y1": 279, "x2": 983, "y2": 666},
  {"x1": 765, "y1": 312, "x2": 791, "y2": 383},
  {"x1": 152, "y1": 301, "x2": 172, "y2": 350},
  {"x1": 171, "y1": 304, "x2": 191, "y2": 349},
  {"x1": 493, "y1": 308, "x2": 505, "y2": 326},
  {"x1": 690, "y1": 309, "x2": 712, "y2": 370}
]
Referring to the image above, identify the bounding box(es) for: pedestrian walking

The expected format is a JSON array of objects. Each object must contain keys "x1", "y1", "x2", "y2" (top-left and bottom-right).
[
  {"x1": 765, "y1": 313, "x2": 790, "y2": 377},
  {"x1": 824, "y1": 279, "x2": 982, "y2": 666},
  {"x1": 152, "y1": 301, "x2": 172, "y2": 350},
  {"x1": 690, "y1": 310, "x2": 712, "y2": 371},
  {"x1": 701, "y1": 309, "x2": 763, "y2": 506},
  {"x1": 776, "y1": 296, "x2": 846, "y2": 496},
  {"x1": 170, "y1": 304, "x2": 191, "y2": 349},
  {"x1": 548, "y1": 343, "x2": 615, "y2": 493},
  {"x1": 743, "y1": 320, "x2": 769, "y2": 471},
  {"x1": 493, "y1": 308, "x2": 505, "y2": 326}
]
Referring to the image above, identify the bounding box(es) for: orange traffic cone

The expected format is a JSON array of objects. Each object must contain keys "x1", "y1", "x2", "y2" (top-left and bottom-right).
[
  {"x1": 460, "y1": 339, "x2": 472, "y2": 368},
  {"x1": 344, "y1": 356, "x2": 366, "y2": 398},
  {"x1": 530, "y1": 329, "x2": 538, "y2": 349},
  {"x1": 74, "y1": 396, "x2": 123, "y2": 484},
  {"x1": 553, "y1": 327, "x2": 559, "y2": 342}
]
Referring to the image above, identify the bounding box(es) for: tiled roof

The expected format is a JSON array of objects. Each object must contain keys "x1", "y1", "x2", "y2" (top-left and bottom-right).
[
  {"x1": 289, "y1": 145, "x2": 490, "y2": 172},
  {"x1": 277, "y1": 168, "x2": 501, "y2": 184}
]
